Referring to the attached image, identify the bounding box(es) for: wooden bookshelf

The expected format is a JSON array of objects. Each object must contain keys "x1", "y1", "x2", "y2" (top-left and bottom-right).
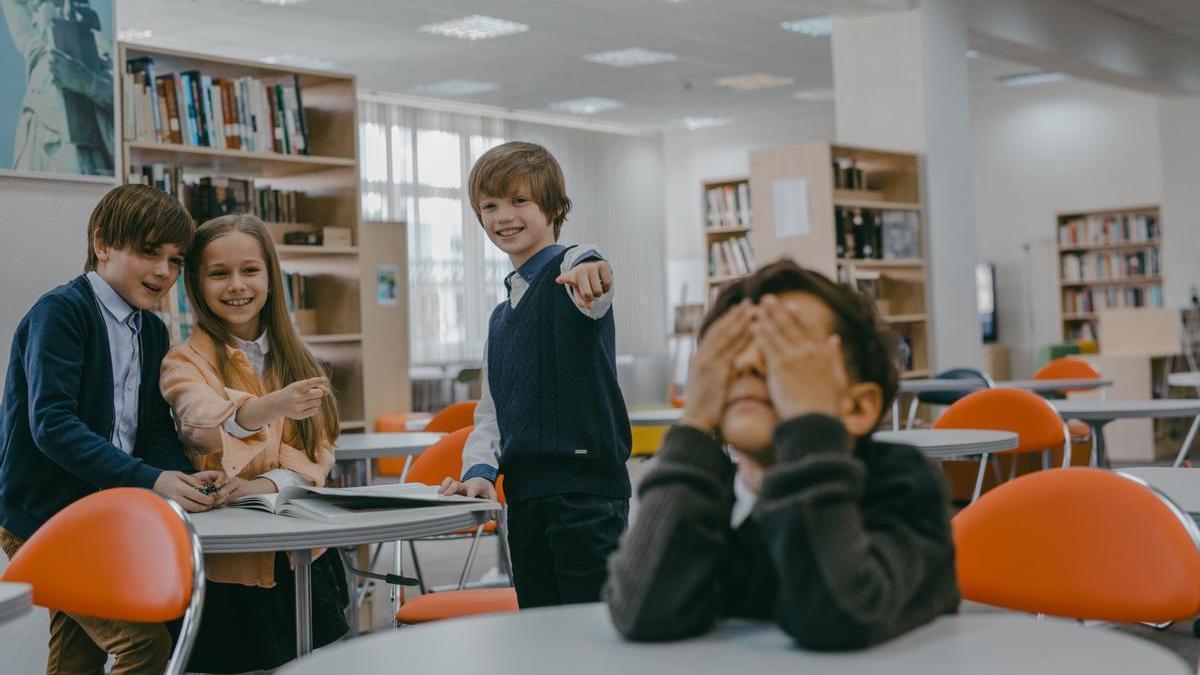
[
  {"x1": 702, "y1": 177, "x2": 754, "y2": 304},
  {"x1": 1056, "y1": 205, "x2": 1162, "y2": 342},
  {"x1": 119, "y1": 44, "x2": 409, "y2": 432},
  {"x1": 750, "y1": 143, "x2": 930, "y2": 377}
]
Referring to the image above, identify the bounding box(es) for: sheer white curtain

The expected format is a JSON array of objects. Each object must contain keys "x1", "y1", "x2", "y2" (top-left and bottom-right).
[{"x1": 359, "y1": 96, "x2": 666, "y2": 368}]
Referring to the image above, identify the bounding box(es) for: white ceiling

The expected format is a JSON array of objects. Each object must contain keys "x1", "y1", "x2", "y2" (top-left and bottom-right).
[
  {"x1": 114, "y1": 0, "x2": 1182, "y2": 131},
  {"x1": 1080, "y1": 0, "x2": 1200, "y2": 45}
]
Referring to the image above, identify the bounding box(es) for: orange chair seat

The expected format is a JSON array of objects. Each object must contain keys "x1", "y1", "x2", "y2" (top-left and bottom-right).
[
  {"x1": 394, "y1": 588, "x2": 518, "y2": 624},
  {"x1": 1066, "y1": 418, "x2": 1092, "y2": 442}
]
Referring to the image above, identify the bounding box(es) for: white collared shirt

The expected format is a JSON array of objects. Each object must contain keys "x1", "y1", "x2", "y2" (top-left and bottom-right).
[
  {"x1": 222, "y1": 330, "x2": 307, "y2": 490},
  {"x1": 86, "y1": 271, "x2": 141, "y2": 455},
  {"x1": 730, "y1": 471, "x2": 758, "y2": 528},
  {"x1": 460, "y1": 244, "x2": 613, "y2": 480}
]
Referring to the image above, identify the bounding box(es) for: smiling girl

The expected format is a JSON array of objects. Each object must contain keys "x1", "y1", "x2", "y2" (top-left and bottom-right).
[{"x1": 159, "y1": 214, "x2": 347, "y2": 673}]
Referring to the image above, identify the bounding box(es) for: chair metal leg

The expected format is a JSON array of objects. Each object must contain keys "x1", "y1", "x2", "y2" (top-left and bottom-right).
[
  {"x1": 1172, "y1": 414, "x2": 1200, "y2": 468},
  {"x1": 990, "y1": 455, "x2": 1003, "y2": 485},
  {"x1": 408, "y1": 540, "x2": 428, "y2": 595},
  {"x1": 906, "y1": 397, "x2": 919, "y2": 429},
  {"x1": 498, "y1": 506, "x2": 513, "y2": 581},
  {"x1": 1062, "y1": 425, "x2": 1074, "y2": 469},
  {"x1": 1007, "y1": 454, "x2": 1018, "y2": 482},
  {"x1": 972, "y1": 453, "x2": 990, "y2": 503},
  {"x1": 457, "y1": 523, "x2": 487, "y2": 591}
]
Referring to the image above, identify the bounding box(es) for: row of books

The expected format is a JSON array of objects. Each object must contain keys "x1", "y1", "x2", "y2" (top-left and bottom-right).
[
  {"x1": 705, "y1": 182, "x2": 751, "y2": 229},
  {"x1": 1062, "y1": 284, "x2": 1164, "y2": 315},
  {"x1": 1060, "y1": 249, "x2": 1160, "y2": 282},
  {"x1": 1057, "y1": 213, "x2": 1159, "y2": 247},
  {"x1": 124, "y1": 56, "x2": 311, "y2": 155},
  {"x1": 128, "y1": 163, "x2": 304, "y2": 224},
  {"x1": 835, "y1": 208, "x2": 920, "y2": 260},
  {"x1": 709, "y1": 236, "x2": 755, "y2": 278}
]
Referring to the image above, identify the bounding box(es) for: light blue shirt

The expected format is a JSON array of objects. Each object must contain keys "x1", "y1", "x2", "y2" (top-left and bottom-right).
[{"x1": 86, "y1": 271, "x2": 141, "y2": 455}]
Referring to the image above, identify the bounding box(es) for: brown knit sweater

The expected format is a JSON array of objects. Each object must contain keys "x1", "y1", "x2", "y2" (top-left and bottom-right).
[{"x1": 604, "y1": 414, "x2": 960, "y2": 650}]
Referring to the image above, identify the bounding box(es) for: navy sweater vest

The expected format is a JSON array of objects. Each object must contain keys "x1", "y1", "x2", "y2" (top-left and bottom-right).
[{"x1": 487, "y1": 247, "x2": 631, "y2": 503}]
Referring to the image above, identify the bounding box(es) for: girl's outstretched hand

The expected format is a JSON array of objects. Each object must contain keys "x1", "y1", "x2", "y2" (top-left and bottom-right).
[{"x1": 271, "y1": 376, "x2": 332, "y2": 421}]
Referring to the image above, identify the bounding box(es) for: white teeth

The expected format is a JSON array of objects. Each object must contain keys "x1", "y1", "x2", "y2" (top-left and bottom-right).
[
  {"x1": 498, "y1": 228, "x2": 521, "y2": 237},
  {"x1": 223, "y1": 298, "x2": 253, "y2": 307}
]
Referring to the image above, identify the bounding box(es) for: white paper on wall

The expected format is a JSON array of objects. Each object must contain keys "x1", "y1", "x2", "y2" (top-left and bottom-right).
[{"x1": 772, "y1": 178, "x2": 810, "y2": 238}]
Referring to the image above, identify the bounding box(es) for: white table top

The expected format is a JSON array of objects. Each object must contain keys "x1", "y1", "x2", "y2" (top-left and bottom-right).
[
  {"x1": 997, "y1": 378, "x2": 1113, "y2": 393},
  {"x1": 1168, "y1": 372, "x2": 1200, "y2": 389},
  {"x1": 898, "y1": 378, "x2": 987, "y2": 394},
  {"x1": 0, "y1": 582, "x2": 32, "y2": 627},
  {"x1": 1050, "y1": 398, "x2": 1200, "y2": 422},
  {"x1": 189, "y1": 502, "x2": 496, "y2": 553},
  {"x1": 333, "y1": 432, "x2": 444, "y2": 461},
  {"x1": 872, "y1": 429, "x2": 1019, "y2": 460},
  {"x1": 628, "y1": 408, "x2": 683, "y2": 426},
  {"x1": 1118, "y1": 467, "x2": 1200, "y2": 514},
  {"x1": 276, "y1": 602, "x2": 1188, "y2": 675}
]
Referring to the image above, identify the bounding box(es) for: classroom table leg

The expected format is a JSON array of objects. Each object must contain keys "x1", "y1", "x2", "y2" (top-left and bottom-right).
[
  {"x1": 1172, "y1": 415, "x2": 1200, "y2": 468},
  {"x1": 892, "y1": 398, "x2": 901, "y2": 431},
  {"x1": 294, "y1": 548, "x2": 313, "y2": 657},
  {"x1": 1090, "y1": 421, "x2": 1110, "y2": 468}
]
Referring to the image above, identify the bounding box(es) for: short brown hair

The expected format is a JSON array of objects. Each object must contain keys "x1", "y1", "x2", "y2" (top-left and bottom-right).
[
  {"x1": 701, "y1": 259, "x2": 899, "y2": 418},
  {"x1": 468, "y1": 142, "x2": 572, "y2": 239},
  {"x1": 84, "y1": 184, "x2": 195, "y2": 272}
]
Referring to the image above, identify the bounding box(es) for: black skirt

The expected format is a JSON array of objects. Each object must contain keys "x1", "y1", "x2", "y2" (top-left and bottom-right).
[{"x1": 185, "y1": 550, "x2": 350, "y2": 673}]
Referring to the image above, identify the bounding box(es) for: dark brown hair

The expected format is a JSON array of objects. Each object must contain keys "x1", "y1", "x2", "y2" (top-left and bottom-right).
[
  {"x1": 185, "y1": 214, "x2": 339, "y2": 461},
  {"x1": 701, "y1": 259, "x2": 899, "y2": 417},
  {"x1": 468, "y1": 141, "x2": 572, "y2": 239},
  {"x1": 85, "y1": 184, "x2": 195, "y2": 272}
]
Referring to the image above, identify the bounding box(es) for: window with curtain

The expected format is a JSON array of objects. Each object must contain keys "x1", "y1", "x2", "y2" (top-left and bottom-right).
[{"x1": 359, "y1": 96, "x2": 667, "y2": 369}]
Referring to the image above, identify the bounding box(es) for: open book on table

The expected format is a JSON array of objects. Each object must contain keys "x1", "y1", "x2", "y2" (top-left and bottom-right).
[{"x1": 230, "y1": 483, "x2": 488, "y2": 523}]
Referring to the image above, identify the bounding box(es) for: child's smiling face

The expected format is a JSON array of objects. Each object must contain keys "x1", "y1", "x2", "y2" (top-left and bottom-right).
[
  {"x1": 720, "y1": 292, "x2": 838, "y2": 460},
  {"x1": 478, "y1": 181, "x2": 557, "y2": 268},
  {"x1": 199, "y1": 231, "x2": 270, "y2": 341}
]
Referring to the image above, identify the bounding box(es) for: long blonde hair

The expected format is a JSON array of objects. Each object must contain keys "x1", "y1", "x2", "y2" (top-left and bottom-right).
[{"x1": 186, "y1": 214, "x2": 339, "y2": 460}]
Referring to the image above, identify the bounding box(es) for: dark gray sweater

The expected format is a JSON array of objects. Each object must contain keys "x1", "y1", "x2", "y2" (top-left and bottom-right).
[{"x1": 604, "y1": 414, "x2": 960, "y2": 650}]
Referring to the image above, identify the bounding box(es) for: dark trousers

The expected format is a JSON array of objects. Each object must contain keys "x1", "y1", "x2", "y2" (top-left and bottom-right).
[{"x1": 506, "y1": 493, "x2": 629, "y2": 609}]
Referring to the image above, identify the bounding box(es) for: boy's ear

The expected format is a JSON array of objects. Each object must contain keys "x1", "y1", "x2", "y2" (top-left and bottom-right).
[
  {"x1": 92, "y1": 232, "x2": 110, "y2": 263},
  {"x1": 840, "y1": 381, "x2": 883, "y2": 438}
]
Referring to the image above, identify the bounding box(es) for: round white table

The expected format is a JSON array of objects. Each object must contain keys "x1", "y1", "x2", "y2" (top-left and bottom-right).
[
  {"x1": 628, "y1": 408, "x2": 683, "y2": 427},
  {"x1": 997, "y1": 378, "x2": 1113, "y2": 393},
  {"x1": 276, "y1": 602, "x2": 1189, "y2": 675},
  {"x1": 872, "y1": 429, "x2": 1018, "y2": 460},
  {"x1": 190, "y1": 501, "x2": 495, "y2": 657},
  {"x1": 1168, "y1": 372, "x2": 1200, "y2": 389},
  {"x1": 1050, "y1": 399, "x2": 1200, "y2": 468},
  {"x1": 334, "y1": 432, "x2": 444, "y2": 483},
  {"x1": 0, "y1": 581, "x2": 32, "y2": 627},
  {"x1": 1118, "y1": 467, "x2": 1200, "y2": 515}
]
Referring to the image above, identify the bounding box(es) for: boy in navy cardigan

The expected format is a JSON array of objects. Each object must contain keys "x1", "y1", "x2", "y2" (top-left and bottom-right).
[
  {"x1": 440, "y1": 142, "x2": 631, "y2": 608},
  {"x1": 0, "y1": 184, "x2": 223, "y2": 674}
]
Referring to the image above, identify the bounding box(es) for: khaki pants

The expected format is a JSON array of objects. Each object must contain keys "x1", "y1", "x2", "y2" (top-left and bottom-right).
[{"x1": 0, "y1": 528, "x2": 172, "y2": 675}]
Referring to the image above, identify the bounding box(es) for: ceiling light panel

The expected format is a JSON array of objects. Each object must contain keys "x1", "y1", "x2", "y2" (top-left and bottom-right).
[
  {"x1": 118, "y1": 28, "x2": 152, "y2": 41},
  {"x1": 260, "y1": 54, "x2": 339, "y2": 71},
  {"x1": 998, "y1": 71, "x2": 1066, "y2": 87},
  {"x1": 419, "y1": 15, "x2": 530, "y2": 41},
  {"x1": 584, "y1": 48, "x2": 677, "y2": 67},
  {"x1": 681, "y1": 117, "x2": 729, "y2": 130},
  {"x1": 242, "y1": 0, "x2": 309, "y2": 5},
  {"x1": 781, "y1": 16, "x2": 832, "y2": 37},
  {"x1": 413, "y1": 79, "x2": 500, "y2": 96},
  {"x1": 547, "y1": 97, "x2": 623, "y2": 115},
  {"x1": 716, "y1": 73, "x2": 795, "y2": 91},
  {"x1": 793, "y1": 88, "x2": 834, "y2": 102}
]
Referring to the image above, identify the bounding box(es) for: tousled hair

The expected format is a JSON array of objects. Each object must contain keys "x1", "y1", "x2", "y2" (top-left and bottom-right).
[
  {"x1": 468, "y1": 141, "x2": 572, "y2": 239},
  {"x1": 85, "y1": 184, "x2": 194, "y2": 272}
]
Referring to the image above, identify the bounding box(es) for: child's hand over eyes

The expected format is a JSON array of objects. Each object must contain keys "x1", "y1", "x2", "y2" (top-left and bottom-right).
[
  {"x1": 753, "y1": 294, "x2": 849, "y2": 421},
  {"x1": 679, "y1": 300, "x2": 753, "y2": 433},
  {"x1": 556, "y1": 260, "x2": 612, "y2": 310}
]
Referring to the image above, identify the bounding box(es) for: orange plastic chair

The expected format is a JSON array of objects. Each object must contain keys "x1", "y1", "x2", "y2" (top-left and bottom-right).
[
  {"x1": 954, "y1": 468, "x2": 1200, "y2": 623},
  {"x1": 0, "y1": 488, "x2": 204, "y2": 675},
  {"x1": 1034, "y1": 357, "x2": 1103, "y2": 463},
  {"x1": 394, "y1": 587, "x2": 518, "y2": 625},
  {"x1": 933, "y1": 388, "x2": 1071, "y2": 502},
  {"x1": 391, "y1": 427, "x2": 513, "y2": 624},
  {"x1": 377, "y1": 401, "x2": 479, "y2": 476}
]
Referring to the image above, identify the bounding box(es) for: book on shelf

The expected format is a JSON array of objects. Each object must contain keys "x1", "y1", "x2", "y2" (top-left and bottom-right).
[
  {"x1": 1060, "y1": 249, "x2": 1160, "y2": 282},
  {"x1": 1057, "y1": 212, "x2": 1158, "y2": 247},
  {"x1": 231, "y1": 483, "x2": 490, "y2": 524},
  {"x1": 123, "y1": 56, "x2": 311, "y2": 155},
  {"x1": 1062, "y1": 284, "x2": 1164, "y2": 315},
  {"x1": 155, "y1": 277, "x2": 193, "y2": 345},
  {"x1": 127, "y1": 163, "x2": 304, "y2": 224},
  {"x1": 704, "y1": 181, "x2": 750, "y2": 230},
  {"x1": 709, "y1": 236, "x2": 755, "y2": 278},
  {"x1": 836, "y1": 207, "x2": 920, "y2": 261}
]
